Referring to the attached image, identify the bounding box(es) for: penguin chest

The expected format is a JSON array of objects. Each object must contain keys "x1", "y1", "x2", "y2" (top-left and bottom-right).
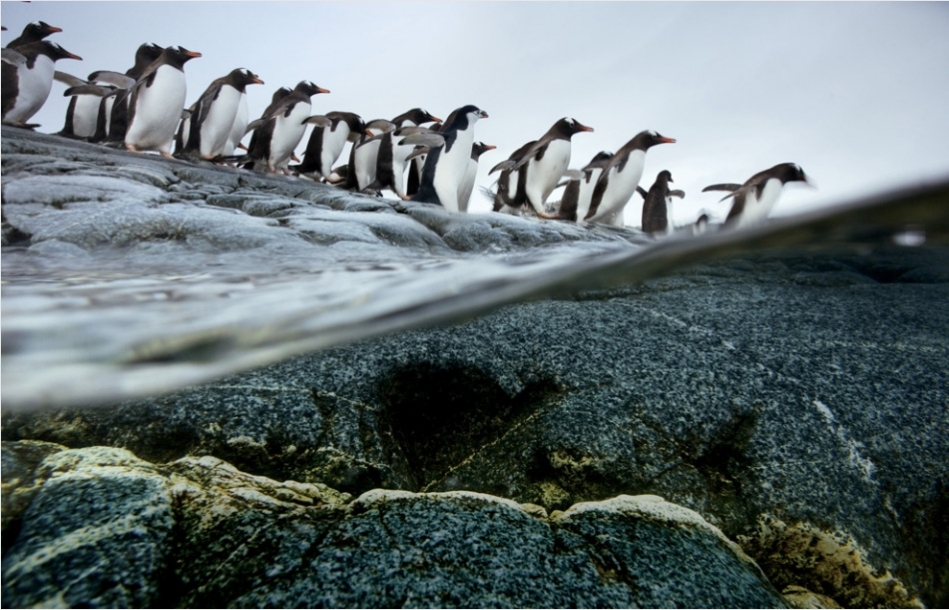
[
  {"x1": 269, "y1": 101, "x2": 310, "y2": 167},
  {"x1": 526, "y1": 139, "x2": 571, "y2": 207},
  {"x1": 354, "y1": 139, "x2": 381, "y2": 189},
  {"x1": 432, "y1": 128, "x2": 474, "y2": 211},
  {"x1": 574, "y1": 167, "x2": 605, "y2": 223},
  {"x1": 596, "y1": 150, "x2": 646, "y2": 220},
  {"x1": 738, "y1": 177, "x2": 782, "y2": 227},
  {"x1": 127, "y1": 65, "x2": 187, "y2": 150},
  {"x1": 72, "y1": 93, "x2": 104, "y2": 138},
  {"x1": 6, "y1": 55, "x2": 55, "y2": 122},
  {"x1": 224, "y1": 94, "x2": 249, "y2": 156},
  {"x1": 199, "y1": 85, "x2": 243, "y2": 158},
  {"x1": 458, "y1": 157, "x2": 479, "y2": 212},
  {"x1": 321, "y1": 124, "x2": 351, "y2": 178}
]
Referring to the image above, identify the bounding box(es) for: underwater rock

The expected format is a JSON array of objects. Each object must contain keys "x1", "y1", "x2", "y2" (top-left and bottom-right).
[{"x1": 0, "y1": 443, "x2": 786, "y2": 608}]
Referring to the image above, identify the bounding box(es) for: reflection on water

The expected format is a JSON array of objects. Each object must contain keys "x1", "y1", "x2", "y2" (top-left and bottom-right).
[{"x1": 2, "y1": 177, "x2": 948, "y2": 411}]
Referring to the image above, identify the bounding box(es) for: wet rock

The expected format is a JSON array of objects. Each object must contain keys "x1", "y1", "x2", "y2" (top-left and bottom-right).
[{"x1": 0, "y1": 443, "x2": 786, "y2": 608}]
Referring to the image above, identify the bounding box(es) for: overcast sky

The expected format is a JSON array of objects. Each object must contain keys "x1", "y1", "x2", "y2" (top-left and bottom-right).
[{"x1": 4, "y1": 2, "x2": 948, "y2": 225}]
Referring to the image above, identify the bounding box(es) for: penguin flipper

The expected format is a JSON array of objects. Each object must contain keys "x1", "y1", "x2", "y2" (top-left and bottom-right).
[
  {"x1": 54, "y1": 70, "x2": 87, "y2": 88},
  {"x1": 302, "y1": 114, "x2": 331, "y2": 127},
  {"x1": 561, "y1": 169, "x2": 583, "y2": 181},
  {"x1": 1, "y1": 48, "x2": 26, "y2": 67},
  {"x1": 64, "y1": 84, "x2": 118, "y2": 98},
  {"x1": 397, "y1": 132, "x2": 445, "y2": 148},
  {"x1": 669, "y1": 189, "x2": 685, "y2": 199},
  {"x1": 510, "y1": 140, "x2": 549, "y2": 172},
  {"x1": 489, "y1": 159, "x2": 517, "y2": 175},
  {"x1": 87, "y1": 70, "x2": 137, "y2": 89},
  {"x1": 636, "y1": 186, "x2": 648, "y2": 199},
  {"x1": 405, "y1": 146, "x2": 429, "y2": 162},
  {"x1": 244, "y1": 117, "x2": 270, "y2": 134},
  {"x1": 702, "y1": 183, "x2": 741, "y2": 193}
]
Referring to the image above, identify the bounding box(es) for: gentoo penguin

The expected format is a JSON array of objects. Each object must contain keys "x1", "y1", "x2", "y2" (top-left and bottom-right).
[
  {"x1": 246, "y1": 80, "x2": 330, "y2": 173},
  {"x1": 58, "y1": 70, "x2": 135, "y2": 139},
  {"x1": 349, "y1": 118, "x2": 397, "y2": 190},
  {"x1": 409, "y1": 104, "x2": 488, "y2": 212},
  {"x1": 2, "y1": 41, "x2": 81, "y2": 127},
  {"x1": 103, "y1": 42, "x2": 163, "y2": 143},
  {"x1": 458, "y1": 141, "x2": 496, "y2": 212},
  {"x1": 585, "y1": 130, "x2": 676, "y2": 226},
  {"x1": 490, "y1": 140, "x2": 536, "y2": 214},
  {"x1": 5, "y1": 21, "x2": 62, "y2": 49},
  {"x1": 702, "y1": 162, "x2": 812, "y2": 228},
  {"x1": 639, "y1": 170, "x2": 685, "y2": 235},
  {"x1": 373, "y1": 108, "x2": 442, "y2": 198},
  {"x1": 242, "y1": 86, "x2": 291, "y2": 166},
  {"x1": 502, "y1": 117, "x2": 594, "y2": 218},
  {"x1": 124, "y1": 45, "x2": 201, "y2": 157},
  {"x1": 556, "y1": 151, "x2": 613, "y2": 223},
  {"x1": 293, "y1": 111, "x2": 365, "y2": 181},
  {"x1": 180, "y1": 68, "x2": 264, "y2": 160}
]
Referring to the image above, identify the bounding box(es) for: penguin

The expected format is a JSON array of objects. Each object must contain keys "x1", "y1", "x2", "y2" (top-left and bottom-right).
[
  {"x1": 490, "y1": 139, "x2": 536, "y2": 214},
  {"x1": 124, "y1": 45, "x2": 201, "y2": 157},
  {"x1": 458, "y1": 141, "x2": 496, "y2": 212},
  {"x1": 349, "y1": 118, "x2": 396, "y2": 190},
  {"x1": 245, "y1": 80, "x2": 330, "y2": 173},
  {"x1": 373, "y1": 108, "x2": 442, "y2": 198},
  {"x1": 222, "y1": 91, "x2": 250, "y2": 157},
  {"x1": 57, "y1": 70, "x2": 135, "y2": 139},
  {"x1": 5, "y1": 21, "x2": 62, "y2": 49},
  {"x1": 408, "y1": 104, "x2": 488, "y2": 212},
  {"x1": 2, "y1": 41, "x2": 82, "y2": 127},
  {"x1": 293, "y1": 111, "x2": 365, "y2": 181},
  {"x1": 702, "y1": 162, "x2": 812, "y2": 228},
  {"x1": 103, "y1": 42, "x2": 163, "y2": 143},
  {"x1": 639, "y1": 170, "x2": 685, "y2": 236},
  {"x1": 180, "y1": 68, "x2": 264, "y2": 160},
  {"x1": 556, "y1": 151, "x2": 614, "y2": 223},
  {"x1": 501, "y1": 117, "x2": 595, "y2": 218},
  {"x1": 585, "y1": 130, "x2": 676, "y2": 226}
]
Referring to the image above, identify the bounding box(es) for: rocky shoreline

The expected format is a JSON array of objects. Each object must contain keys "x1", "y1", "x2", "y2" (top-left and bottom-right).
[{"x1": 3, "y1": 126, "x2": 948, "y2": 607}]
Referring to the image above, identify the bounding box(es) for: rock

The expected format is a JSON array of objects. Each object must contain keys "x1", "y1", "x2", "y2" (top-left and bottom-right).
[{"x1": 1, "y1": 443, "x2": 786, "y2": 608}]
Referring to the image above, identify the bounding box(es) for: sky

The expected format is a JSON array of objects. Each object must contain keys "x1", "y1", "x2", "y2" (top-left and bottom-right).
[{"x1": 3, "y1": 1, "x2": 949, "y2": 226}]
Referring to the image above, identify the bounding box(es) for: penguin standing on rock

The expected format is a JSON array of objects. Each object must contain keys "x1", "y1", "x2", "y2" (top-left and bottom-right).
[
  {"x1": 293, "y1": 111, "x2": 365, "y2": 181},
  {"x1": 103, "y1": 42, "x2": 164, "y2": 143},
  {"x1": 556, "y1": 151, "x2": 613, "y2": 223},
  {"x1": 372, "y1": 108, "x2": 442, "y2": 198},
  {"x1": 585, "y1": 130, "x2": 676, "y2": 226},
  {"x1": 2, "y1": 41, "x2": 82, "y2": 127},
  {"x1": 639, "y1": 170, "x2": 685, "y2": 235},
  {"x1": 180, "y1": 68, "x2": 264, "y2": 160},
  {"x1": 245, "y1": 80, "x2": 330, "y2": 174},
  {"x1": 498, "y1": 117, "x2": 594, "y2": 218},
  {"x1": 124, "y1": 45, "x2": 201, "y2": 157},
  {"x1": 702, "y1": 162, "x2": 812, "y2": 228},
  {"x1": 408, "y1": 104, "x2": 488, "y2": 213}
]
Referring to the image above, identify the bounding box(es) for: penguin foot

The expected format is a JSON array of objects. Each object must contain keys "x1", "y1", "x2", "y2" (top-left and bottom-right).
[{"x1": 126, "y1": 144, "x2": 142, "y2": 154}]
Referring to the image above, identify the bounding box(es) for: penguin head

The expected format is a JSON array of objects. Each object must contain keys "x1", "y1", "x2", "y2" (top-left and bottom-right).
[
  {"x1": 296, "y1": 81, "x2": 330, "y2": 97},
  {"x1": 165, "y1": 45, "x2": 202, "y2": 67},
  {"x1": 658, "y1": 169, "x2": 673, "y2": 182},
  {"x1": 472, "y1": 142, "x2": 497, "y2": 158},
  {"x1": 43, "y1": 42, "x2": 82, "y2": 62},
  {"x1": 134, "y1": 43, "x2": 164, "y2": 66},
  {"x1": 556, "y1": 117, "x2": 595, "y2": 137},
  {"x1": 230, "y1": 68, "x2": 265, "y2": 88},
  {"x1": 631, "y1": 130, "x2": 676, "y2": 151},
  {"x1": 25, "y1": 21, "x2": 62, "y2": 38},
  {"x1": 779, "y1": 163, "x2": 813, "y2": 187},
  {"x1": 458, "y1": 105, "x2": 488, "y2": 121}
]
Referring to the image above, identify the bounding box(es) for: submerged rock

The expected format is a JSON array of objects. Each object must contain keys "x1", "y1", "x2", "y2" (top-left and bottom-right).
[{"x1": 1, "y1": 443, "x2": 786, "y2": 608}]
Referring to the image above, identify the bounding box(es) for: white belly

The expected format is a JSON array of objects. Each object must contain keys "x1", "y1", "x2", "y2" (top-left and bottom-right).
[
  {"x1": 354, "y1": 139, "x2": 381, "y2": 189},
  {"x1": 589, "y1": 150, "x2": 645, "y2": 223},
  {"x1": 525, "y1": 139, "x2": 571, "y2": 215},
  {"x1": 574, "y1": 167, "x2": 604, "y2": 224},
  {"x1": 269, "y1": 100, "x2": 310, "y2": 169},
  {"x1": 223, "y1": 93, "x2": 248, "y2": 156},
  {"x1": 458, "y1": 158, "x2": 479, "y2": 213},
  {"x1": 6, "y1": 55, "x2": 55, "y2": 123},
  {"x1": 735, "y1": 177, "x2": 783, "y2": 228},
  {"x1": 126, "y1": 65, "x2": 187, "y2": 153},
  {"x1": 433, "y1": 127, "x2": 474, "y2": 212},
  {"x1": 71, "y1": 93, "x2": 103, "y2": 138},
  {"x1": 321, "y1": 123, "x2": 350, "y2": 180},
  {"x1": 199, "y1": 84, "x2": 242, "y2": 159}
]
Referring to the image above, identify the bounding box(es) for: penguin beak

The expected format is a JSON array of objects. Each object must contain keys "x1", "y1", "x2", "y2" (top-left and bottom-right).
[
  {"x1": 579, "y1": 124, "x2": 594, "y2": 133},
  {"x1": 316, "y1": 87, "x2": 330, "y2": 94},
  {"x1": 63, "y1": 50, "x2": 83, "y2": 61},
  {"x1": 484, "y1": 144, "x2": 497, "y2": 151},
  {"x1": 430, "y1": 116, "x2": 443, "y2": 124},
  {"x1": 658, "y1": 137, "x2": 676, "y2": 144},
  {"x1": 479, "y1": 110, "x2": 489, "y2": 119},
  {"x1": 252, "y1": 77, "x2": 265, "y2": 85},
  {"x1": 47, "y1": 26, "x2": 64, "y2": 34}
]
